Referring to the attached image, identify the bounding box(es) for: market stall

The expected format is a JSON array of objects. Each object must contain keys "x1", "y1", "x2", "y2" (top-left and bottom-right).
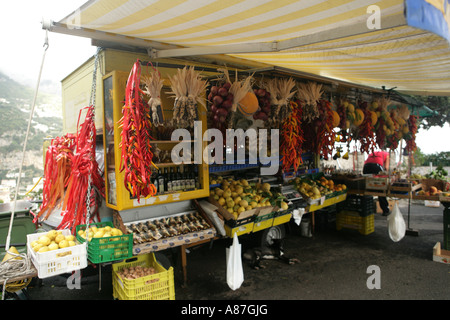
[{"x1": 3, "y1": 0, "x2": 450, "y2": 300}]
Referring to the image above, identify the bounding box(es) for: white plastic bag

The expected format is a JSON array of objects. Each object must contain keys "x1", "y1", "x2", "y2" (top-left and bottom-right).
[
  {"x1": 388, "y1": 202, "x2": 406, "y2": 242},
  {"x1": 226, "y1": 232, "x2": 244, "y2": 290}
]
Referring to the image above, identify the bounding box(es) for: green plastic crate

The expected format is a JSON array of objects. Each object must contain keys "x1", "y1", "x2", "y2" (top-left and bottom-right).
[{"x1": 76, "y1": 221, "x2": 133, "y2": 263}]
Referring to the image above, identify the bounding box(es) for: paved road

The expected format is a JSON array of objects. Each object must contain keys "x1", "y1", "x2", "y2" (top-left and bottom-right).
[{"x1": 19, "y1": 199, "x2": 450, "y2": 301}]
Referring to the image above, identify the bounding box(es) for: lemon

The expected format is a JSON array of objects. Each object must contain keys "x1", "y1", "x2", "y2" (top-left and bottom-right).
[
  {"x1": 78, "y1": 230, "x2": 85, "y2": 236},
  {"x1": 104, "y1": 226, "x2": 112, "y2": 232},
  {"x1": 65, "y1": 235, "x2": 75, "y2": 242},
  {"x1": 218, "y1": 197, "x2": 226, "y2": 206},
  {"x1": 239, "y1": 200, "x2": 248, "y2": 208},
  {"x1": 58, "y1": 240, "x2": 69, "y2": 248},
  {"x1": 93, "y1": 230, "x2": 104, "y2": 238},
  {"x1": 91, "y1": 226, "x2": 98, "y2": 233},
  {"x1": 48, "y1": 243, "x2": 59, "y2": 251},
  {"x1": 30, "y1": 240, "x2": 38, "y2": 248},
  {"x1": 250, "y1": 201, "x2": 257, "y2": 208},
  {"x1": 33, "y1": 243, "x2": 43, "y2": 252},
  {"x1": 111, "y1": 228, "x2": 121, "y2": 236},
  {"x1": 38, "y1": 236, "x2": 51, "y2": 246},
  {"x1": 233, "y1": 196, "x2": 242, "y2": 204},
  {"x1": 54, "y1": 234, "x2": 65, "y2": 244},
  {"x1": 226, "y1": 198, "x2": 235, "y2": 208},
  {"x1": 38, "y1": 246, "x2": 49, "y2": 253},
  {"x1": 227, "y1": 207, "x2": 233, "y2": 214},
  {"x1": 68, "y1": 241, "x2": 76, "y2": 247},
  {"x1": 46, "y1": 230, "x2": 57, "y2": 240},
  {"x1": 238, "y1": 206, "x2": 246, "y2": 213}
]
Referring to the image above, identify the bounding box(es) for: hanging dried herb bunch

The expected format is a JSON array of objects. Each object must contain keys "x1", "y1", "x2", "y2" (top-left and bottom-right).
[{"x1": 297, "y1": 82, "x2": 323, "y2": 123}]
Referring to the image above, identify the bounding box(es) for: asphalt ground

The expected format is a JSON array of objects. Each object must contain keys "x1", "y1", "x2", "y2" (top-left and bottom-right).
[{"x1": 8, "y1": 198, "x2": 450, "y2": 305}]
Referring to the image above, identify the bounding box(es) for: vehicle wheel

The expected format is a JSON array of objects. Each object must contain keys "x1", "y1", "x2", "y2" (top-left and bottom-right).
[{"x1": 260, "y1": 225, "x2": 285, "y2": 247}]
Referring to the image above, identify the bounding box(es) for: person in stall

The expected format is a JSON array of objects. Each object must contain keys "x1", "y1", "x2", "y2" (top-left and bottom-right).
[{"x1": 363, "y1": 150, "x2": 390, "y2": 216}]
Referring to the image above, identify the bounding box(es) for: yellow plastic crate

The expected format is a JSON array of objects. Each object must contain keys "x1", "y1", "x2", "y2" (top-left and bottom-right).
[
  {"x1": 336, "y1": 211, "x2": 374, "y2": 235},
  {"x1": 112, "y1": 253, "x2": 175, "y2": 300}
]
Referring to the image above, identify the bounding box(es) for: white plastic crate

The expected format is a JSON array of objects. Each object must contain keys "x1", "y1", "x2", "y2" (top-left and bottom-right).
[{"x1": 27, "y1": 229, "x2": 87, "y2": 279}]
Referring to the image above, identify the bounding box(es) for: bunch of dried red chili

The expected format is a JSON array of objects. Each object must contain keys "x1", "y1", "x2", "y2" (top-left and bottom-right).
[
  {"x1": 57, "y1": 105, "x2": 104, "y2": 232},
  {"x1": 281, "y1": 100, "x2": 304, "y2": 173},
  {"x1": 119, "y1": 60, "x2": 157, "y2": 201},
  {"x1": 34, "y1": 133, "x2": 76, "y2": 224}
]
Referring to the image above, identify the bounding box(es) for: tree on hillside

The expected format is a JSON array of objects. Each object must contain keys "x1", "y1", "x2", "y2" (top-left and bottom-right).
[{"x1": 413, "y1": 95, "x2": 450, "y2": 129}]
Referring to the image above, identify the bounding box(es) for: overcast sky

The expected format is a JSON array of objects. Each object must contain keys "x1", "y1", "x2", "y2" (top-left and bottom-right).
[
  {"x1": 0, "y1": 0, "x2": 448, "y2": 155},
  {"x1": 0, "y1": 1, "x2": 95, "y2": 87}
]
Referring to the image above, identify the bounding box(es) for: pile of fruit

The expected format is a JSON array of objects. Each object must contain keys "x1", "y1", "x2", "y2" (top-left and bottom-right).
[
  {"x1": 210, "y1": 178, "x2": 288, "y2": 219},
  {"x1": 293, "y1": 176, "x2": 346, "y2": 200},
  {"x1": 77, "y1": 225, "x2": 123, "y2": 242},
  {"x1": 317, "y1": 176, "x2": 347, "y2": 192},
  {"x1": 30, "y1": 230, "x2": 78, "y2": 253},
  {"x1": 294, "y1": 178, "x2": 332, "y2": 200},
  {"x1": 416, "y1": 186, "x2": 442, "y2": 197}
]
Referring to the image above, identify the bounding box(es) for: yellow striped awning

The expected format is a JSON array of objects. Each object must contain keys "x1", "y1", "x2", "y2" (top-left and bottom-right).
[{"x1": 51, "y1": 0, "x2": 450, "y2": 95}]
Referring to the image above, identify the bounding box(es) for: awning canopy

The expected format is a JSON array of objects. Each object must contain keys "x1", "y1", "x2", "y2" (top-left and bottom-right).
[{"x1": 47, "y1": 0, "x2": 450, "y2": 95}]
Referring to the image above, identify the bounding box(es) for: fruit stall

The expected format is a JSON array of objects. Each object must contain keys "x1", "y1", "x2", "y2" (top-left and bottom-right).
[
  {"x1": 2, "y1": 46, "x2": 442, "y2": 299},
  {"x1": 4, "y1": 0, "x2": 450, "y2": 299}
]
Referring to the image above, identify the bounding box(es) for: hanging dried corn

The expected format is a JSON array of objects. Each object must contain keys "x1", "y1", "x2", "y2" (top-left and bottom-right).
[
  {"x1": 264, "y1": 78, "x2": 296, "y2": 127},
  {"x1": 170, "y1": 66, "x2": 208, "y2": 128},
  {"x1": 34, "y1": 133, "x2": 76, "y2": 223},
  {"x1": 281, "y1": 99, "x2": 304, "y2": 173},
  {"x1": 142, "y1": 66, "x2": 164, "y2": 126},
  {"x1": 297, "y1": 82, "x2": 323, "y2": 123},
  {"x1": 119, "y1": 60, "x2": 157, "y2": 201}
]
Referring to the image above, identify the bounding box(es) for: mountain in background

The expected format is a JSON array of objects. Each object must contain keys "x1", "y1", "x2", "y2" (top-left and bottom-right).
[{"x1": 0, "y1": 71, "x2": 63, "y2": 186}]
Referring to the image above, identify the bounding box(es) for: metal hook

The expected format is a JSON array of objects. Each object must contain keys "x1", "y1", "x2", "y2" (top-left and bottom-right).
[{"x1": 43, "y1": 29, "x2": 49, "y2": 51}]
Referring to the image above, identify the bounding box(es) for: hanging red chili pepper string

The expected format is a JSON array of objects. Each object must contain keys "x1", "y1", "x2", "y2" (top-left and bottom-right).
[
  {"x1": 34, "y1": 134, "x2": 76, "y2": 224},
  {"x1": 119, "y1": 60, "x2": 157, "y2": 201},
  {"x1": 57, "y1": 106, "x2": 104, "y2": 232},
  {"x1": 281, "y1": 100, "x2": 304, "y2": 173}
]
